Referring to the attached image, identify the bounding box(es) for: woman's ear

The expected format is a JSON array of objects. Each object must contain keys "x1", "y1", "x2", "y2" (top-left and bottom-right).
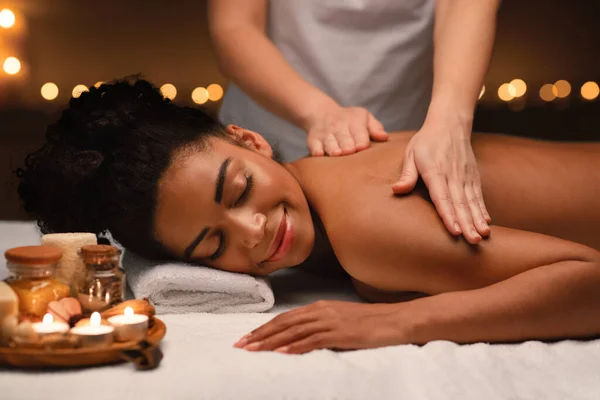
[{"x1": 225, "y1": 124, "x2": 273, "y2": 158}]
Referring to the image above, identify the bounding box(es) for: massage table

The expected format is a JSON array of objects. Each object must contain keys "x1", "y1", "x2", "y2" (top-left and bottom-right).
[{"x1": 1, "y1": 221, "x2": 599, "y2": 400}]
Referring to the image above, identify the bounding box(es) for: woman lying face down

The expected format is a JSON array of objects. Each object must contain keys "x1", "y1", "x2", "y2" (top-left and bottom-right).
[{"x1": 19, "y1": 78, "x2": 600, "y2": 354}]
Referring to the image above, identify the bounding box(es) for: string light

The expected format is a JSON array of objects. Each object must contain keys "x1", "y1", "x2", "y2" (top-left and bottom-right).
[
  {"x1": 539, "y1": 84, "x2": 556, "y2": 102},
  {"x1": 497, "y1": 83, "x2": 515, "y2": 102},
  {"x1": 41, "y1": 83, "x2": 59, "y2": 100},
  {"x1": 0, "y1": 9, "x2": 15, "y2": 29},
  {"x1": 510, "y1": 79, "x2": 527, "y2": 97},
  {"x1": 478, "y1": 85, "x2": 485, "y2": 100},
  {"x1": 3, "y1": 57, "x2": 21, "y2": 75},
  {"x1": 160, "y1": 83, "x2": 177, "y2": 100},
  {"x1": 207, "y1": 84, "x2": 224, "y2": 101},
  {"x1": 72, "y1": 85, "x2": 88, "y2": 98},
  {"x1": 580, "y1": 81, "x2": 599, "y2": 101},
  {"x1": 192, "y1": 87, "x2": 209, "y2": 105},
  {"x1": 553, "y1": 80, "x2": 571, "y2": 98}
]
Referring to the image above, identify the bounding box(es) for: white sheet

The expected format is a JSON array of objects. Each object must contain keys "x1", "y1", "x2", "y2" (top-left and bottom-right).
[{"x1": 2, "y1": 221, "x2": 600, "y2": 400}]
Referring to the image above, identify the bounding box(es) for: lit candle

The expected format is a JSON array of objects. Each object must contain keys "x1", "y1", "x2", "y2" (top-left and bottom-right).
[
  {"x1": 32, "y1": 313, "x2": 70, "y2": 337},
  {"x1": 70, "y1": 311, "x2": 114, "y2": 347},
  {"x1": 107, "y1": 306, "x2": 149, "y2": 342}
]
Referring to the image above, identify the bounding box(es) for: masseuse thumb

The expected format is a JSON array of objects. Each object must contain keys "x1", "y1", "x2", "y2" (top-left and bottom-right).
[
  {"x1": 368, "y1": 113, "x2": 388, "y2": 142},
  {"x1": 392, "y1": 151, "x2": 418, "y2": 195}
]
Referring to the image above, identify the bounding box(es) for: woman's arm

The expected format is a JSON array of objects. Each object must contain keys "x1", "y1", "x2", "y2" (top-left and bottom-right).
[
  {"x1": 208, "y1": 0, "x2": 388, "y2": 156},
  {"x1": 208, "y1": 0, "x2": 328, "y2": 130},
  {"x1": 402, "y1": 254, "x2": 600, "y2": 344},
  {"x1": 393, "y1": 0, "x2": 501, "y2": 243}
]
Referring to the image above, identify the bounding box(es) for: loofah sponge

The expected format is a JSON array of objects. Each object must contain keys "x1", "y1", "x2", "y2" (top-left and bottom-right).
[{"x1": 40, "y1": 233, "x2": 97, "y2": 288}]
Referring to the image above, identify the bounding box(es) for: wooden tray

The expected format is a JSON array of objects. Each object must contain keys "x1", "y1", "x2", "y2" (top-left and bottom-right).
[{"x1": 0, "y1": 318, "x2": 166, "y2": 370}]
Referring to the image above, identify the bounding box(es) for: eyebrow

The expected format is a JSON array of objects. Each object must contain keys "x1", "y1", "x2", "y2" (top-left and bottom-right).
[
  {"x1": 184, "y1": 227, "x2": 209, "y2": 261},
  {"x1": 183, "y1": 158, "x2": 232, "y2": 260},
  {"x1": 215, "y1": 157, "x2": 232, "y2": 204}
]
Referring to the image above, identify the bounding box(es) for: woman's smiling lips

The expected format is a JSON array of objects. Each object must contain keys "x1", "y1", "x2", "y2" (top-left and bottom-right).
[{"x1": 265, "y1": 209, "x2": 294, "y2": 262}]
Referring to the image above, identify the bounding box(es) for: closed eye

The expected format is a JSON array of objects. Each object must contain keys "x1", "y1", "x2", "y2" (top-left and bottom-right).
[{"x1": 234, "y1": 174, "x2": 253, "y2": 207}]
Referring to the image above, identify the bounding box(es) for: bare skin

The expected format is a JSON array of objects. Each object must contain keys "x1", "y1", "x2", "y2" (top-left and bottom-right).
[{"x1": 289, "y1": 131, "x2": 600, "y2": 299}]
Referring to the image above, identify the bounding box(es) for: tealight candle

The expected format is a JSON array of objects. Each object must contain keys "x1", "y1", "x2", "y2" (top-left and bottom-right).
[
  {"x1": 70, "y1": 311, "x2": 114, "y2": 347},
  {"x1": 107, "y1": 306, "x2": 149, "y2": 342},
  {"x1": 32, "y1": 313, "x2": 70, "y2": 337}
]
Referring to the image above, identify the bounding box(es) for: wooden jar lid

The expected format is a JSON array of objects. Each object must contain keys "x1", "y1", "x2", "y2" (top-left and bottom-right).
[
  {"x1": 5, "y1": 245, "x2": 63, "y2": 265},
  {"x1": 80, "y1": 244, "x2": 120, "y2": 257}
]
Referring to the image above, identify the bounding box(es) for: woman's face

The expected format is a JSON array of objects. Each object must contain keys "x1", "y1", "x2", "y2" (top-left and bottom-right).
[{"x1": 154, "y1": 126, "x2": 315, "y2": 275}]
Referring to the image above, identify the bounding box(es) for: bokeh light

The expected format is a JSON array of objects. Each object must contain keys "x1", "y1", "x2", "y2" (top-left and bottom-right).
[
  {"x1": 41, "y1": 83, "x2": 59, "y2": 101},
  {"x1": 192, "y1": 87, "x2": 209, "y2": 105},
  {"x1": 510, "y1": 79, "x2": 527, "y2": 97},
  {"x1": 207, "y1": 84, "x2": 224, "y2": 101},
  {"x1": 72, "y1": 84, "x2": 89, "y2": 98},
  {"x1": 580, "y1": 81, "x2": 599, "y2": 101},
  {"x1": 0, "y1": 9, "x2": 15, "y2": 29},
  {"x1": 497, "y1": 83, "x2": 515, "y2": 102},
  {"x1": 160, "y1": 83, "x2": 177, "y2": 100},
  {"x1": 3, "y1": 57, "x2": 21, "y2": 75},
  {"x1": 553, "y1": 80, "x2": 571, "y2": 98},
  {"x1": 94, "y1": 81, "x2": 104, "y2": 88},
  {"x1": 478, "y1": 85, "x2": 485, "y2": 100},
  {"x1": 539, "y1": 84, "x2": 556, "y2": 102}
]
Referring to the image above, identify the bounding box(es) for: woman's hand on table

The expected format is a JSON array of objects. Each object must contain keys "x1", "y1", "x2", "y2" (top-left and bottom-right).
[
  {"x1": 233, "y1": 300, "x2": 405, "y2": 354},
  {"x1": 304, "y1": 99, "x2": 388, "y2": 157},
  {"x1": 392, "y1": 119, "x2": 491, "y2": 244}
]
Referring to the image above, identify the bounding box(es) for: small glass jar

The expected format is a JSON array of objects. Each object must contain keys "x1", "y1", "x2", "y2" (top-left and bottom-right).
[
  {"x1": 4, "y1": 245, "x2": 70, "y2": 318},
  {"x1": 77, "y1": 245, "x2": 125, "y2": 313}
]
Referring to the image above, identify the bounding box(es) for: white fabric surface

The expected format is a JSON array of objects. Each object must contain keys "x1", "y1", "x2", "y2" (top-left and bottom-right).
[
  {"x1": 123, "y1": 250, "x2": 275, "y2": 314},
  {"x1": 2, "y1": 221, "x2": 600, "y2": 400},
  {"x1": 220, "y1": 0, "x2": 434, "y2": 161}
]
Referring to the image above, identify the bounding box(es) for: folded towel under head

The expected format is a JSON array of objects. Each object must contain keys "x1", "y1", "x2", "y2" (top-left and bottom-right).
[{"x1": 122, "y1": 251, "x2": 275, "y2": 314}]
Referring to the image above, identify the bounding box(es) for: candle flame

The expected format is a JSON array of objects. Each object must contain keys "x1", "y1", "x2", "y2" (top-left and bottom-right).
[
  {"x1": 124, "y1": 306, "x2": 134, "y2": 317},
  {"x1": 90, "y1": 312, "x2": 101, "y2": 327},
  {"x1": 43, "y1": 313, "x2": 53, "y2": 324}
]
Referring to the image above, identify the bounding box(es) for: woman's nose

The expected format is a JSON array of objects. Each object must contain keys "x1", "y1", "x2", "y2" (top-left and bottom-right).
[{"x1": 231, "y1": 211, "x2": 267, "y2": 249}]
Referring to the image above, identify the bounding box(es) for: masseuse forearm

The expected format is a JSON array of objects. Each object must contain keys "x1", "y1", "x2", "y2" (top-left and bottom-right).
[
  {"x1": 426, "y1": 0, "x2": 500, "y2": 127},
  {"x1": 403, "y1": 259, "x2": 600, "y2": 344},
  {"x1": 209, "y1": 17, "x2": 334, "y2": 131}
]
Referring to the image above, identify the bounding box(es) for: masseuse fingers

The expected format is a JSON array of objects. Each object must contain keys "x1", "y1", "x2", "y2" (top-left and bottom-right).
[
  {"x1": 307, "y1": 135, "x2": 325, "y2": 156},
  {"x1": 334, "y1": 128, "x2": 357, "y2": 155},
  {"x1": 449, "y1": 181, "x2": 481, "y2": 244},
  {"x1": 421, "y1": 170, "x2": 461, "y2": 236},
  {"x1": 243, "y1": 322, "x2": 328, "y2": 352},
  {"x1": 349, "y1": 112, "x2": 371, "y2": 151},
  {"x1": 465, "y1": 184, "x2": 490, "y2": 237},
  {"x1": 392, "y1": 149, "x2": 418, "y2": 194},
  {"x1": 367, "y1": 112, "x2": 388, "y2": 142},
  {"x1": 323, "y1": 134, "x2": 343, "y2": 156},
  {"x1": 473, "y1": 180, "x2": 492, "y2": 223}
]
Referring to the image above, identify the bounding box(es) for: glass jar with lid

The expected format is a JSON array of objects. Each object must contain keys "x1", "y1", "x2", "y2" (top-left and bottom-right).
[
  {"x1": 4, "y1": 245, "x2": 70, "y2": 318},
  {"x1": 77, "y1": 245, "x2": 126, "y2": 313}
]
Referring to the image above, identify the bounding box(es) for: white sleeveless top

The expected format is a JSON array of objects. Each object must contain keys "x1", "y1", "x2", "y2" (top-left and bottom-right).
[{"x1": 219, "y1": 0, "x2": 435, "y2": 161}]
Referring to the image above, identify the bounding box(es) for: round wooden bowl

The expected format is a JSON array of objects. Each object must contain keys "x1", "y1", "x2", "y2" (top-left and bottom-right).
[{"x1": 0, "y1": 318, "x2": 166, "y2": 369}]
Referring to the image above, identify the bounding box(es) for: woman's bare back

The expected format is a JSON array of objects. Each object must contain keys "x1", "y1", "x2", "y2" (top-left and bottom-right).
[
  {"x1": 288, "y1": 132, "x2": 600, "y2": 299},
  {"x1": 293, "y1": 131, "x2": 600, "y2": 252}
]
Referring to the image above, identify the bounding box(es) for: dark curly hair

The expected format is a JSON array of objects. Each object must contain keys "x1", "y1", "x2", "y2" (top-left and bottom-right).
[{"x1": 16, "y1": 77, "x2": 231, "y2": 259}]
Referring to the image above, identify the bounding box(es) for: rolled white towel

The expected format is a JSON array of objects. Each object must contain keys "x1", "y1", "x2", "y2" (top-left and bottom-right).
[
  {"x1": 123, "y1": 250, "x2": 275, "y2": 314},
  {"x1": 41, "y1": 233, "x2": 97, "y2": 288}
]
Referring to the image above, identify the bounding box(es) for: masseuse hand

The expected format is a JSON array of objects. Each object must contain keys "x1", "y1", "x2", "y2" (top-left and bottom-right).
[
  {"x1": 233, "y1": 300, "x2": 404, "y2": 355},
  {"x1": 392, "y1": 120, "x2": 491, "y2": 244},
  {"x1": 305, "y1": 100, "x2": 388, "y2": 156}
]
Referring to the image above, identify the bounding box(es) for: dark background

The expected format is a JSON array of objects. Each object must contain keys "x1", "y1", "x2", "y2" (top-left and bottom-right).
[{"x1": 0, "y1": 0, "x2": 598, "y2": 220}]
